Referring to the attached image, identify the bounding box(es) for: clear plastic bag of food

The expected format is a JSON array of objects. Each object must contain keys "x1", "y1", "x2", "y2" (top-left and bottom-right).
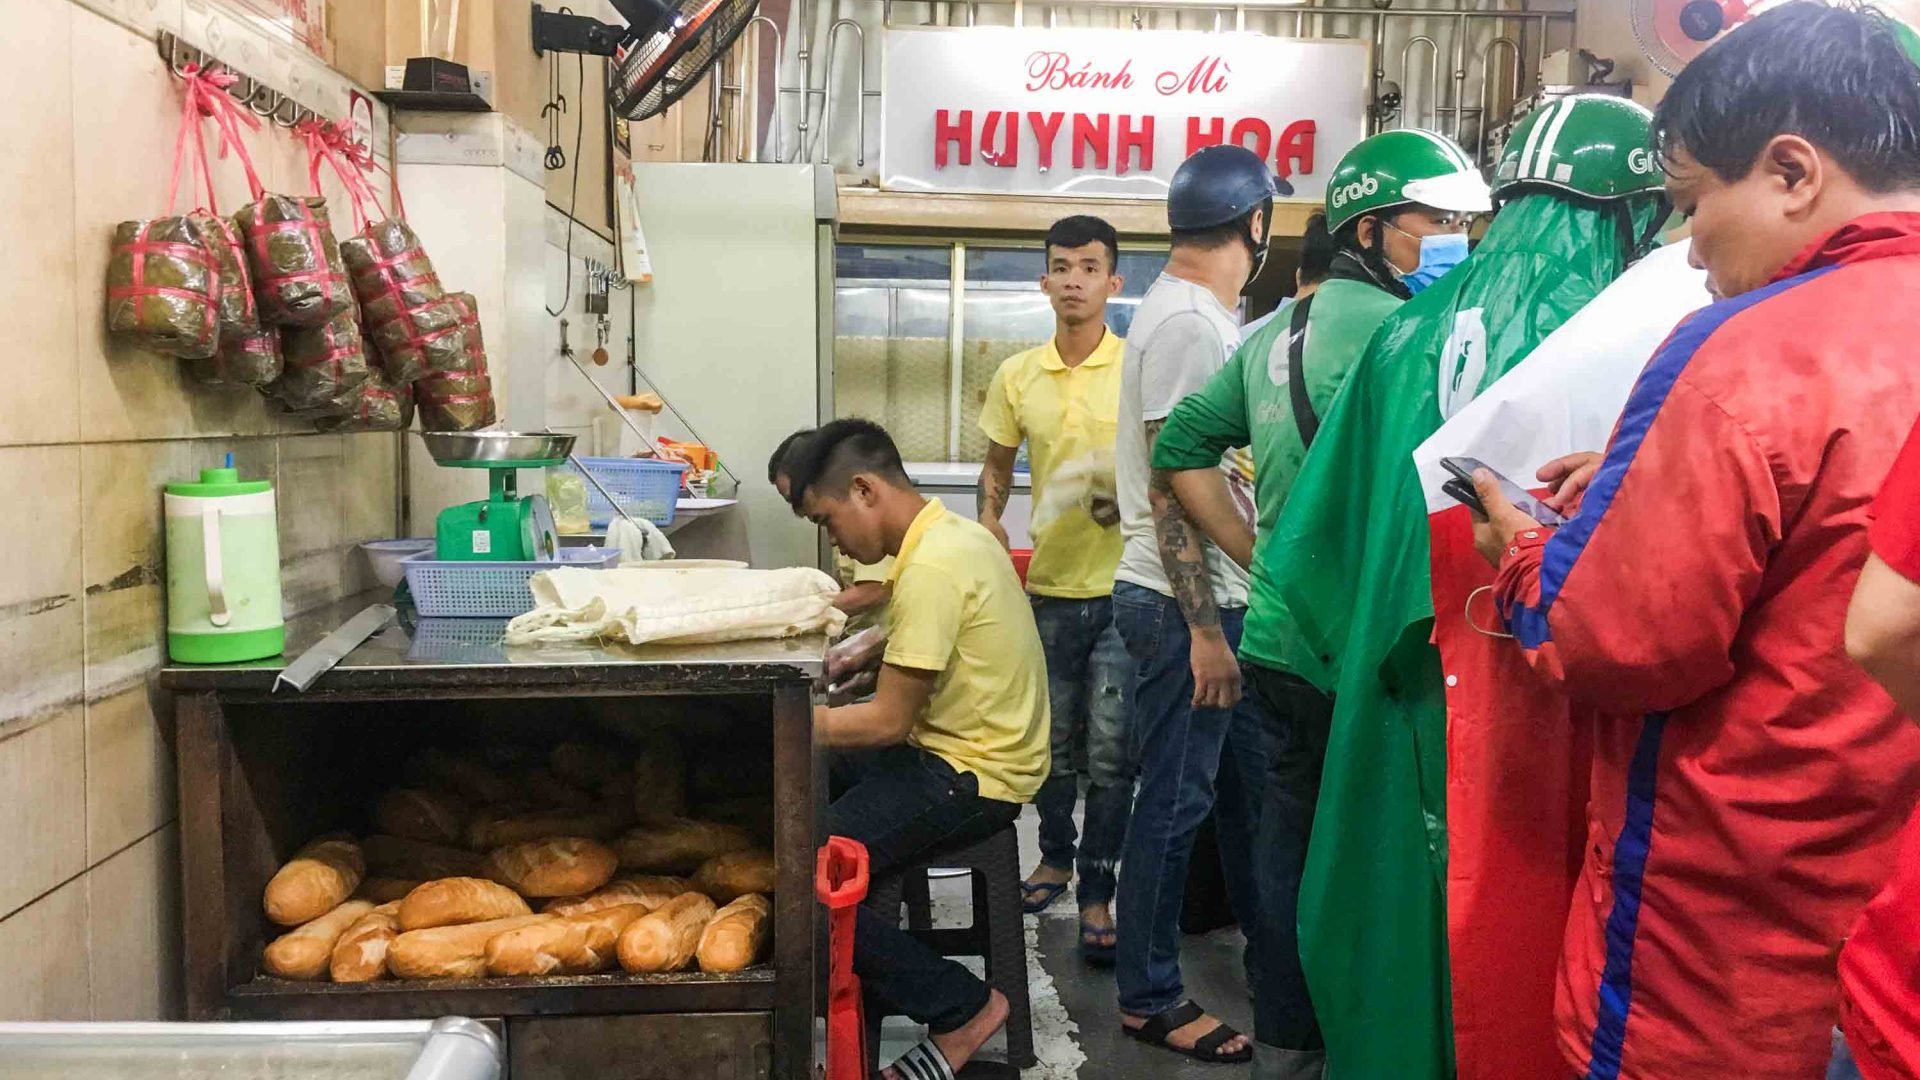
[{"x1": 546, "y1": 469, "x2": 592, "y2": 535}]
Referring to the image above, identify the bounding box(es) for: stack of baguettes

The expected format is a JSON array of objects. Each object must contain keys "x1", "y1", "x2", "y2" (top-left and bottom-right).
[{"x1": 256, "y1": 740, "x2": 779, "y2": 984}]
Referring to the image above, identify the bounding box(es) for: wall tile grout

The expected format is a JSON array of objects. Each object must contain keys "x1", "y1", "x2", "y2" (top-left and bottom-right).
[{"x1": 0, "y1": 818, "x2": 175, "y2": 926}]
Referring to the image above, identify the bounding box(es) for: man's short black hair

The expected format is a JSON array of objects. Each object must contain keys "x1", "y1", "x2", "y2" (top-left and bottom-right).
[
  {"x1": 1046, "y1": 215, "x2": 1120, "y2": 271},
  {"x1": 767, "y1": 428, "x2": 814, "y2": 485},
  {"x1": 1298, "y1": 212, "x2": 1336, "y2": 286},
  {"x1": 783, "y1": 417, "x2": 911, "y2": 509},
  {"x1": 1654, "y1": 2, "x2": 1920, "y2": 192}
]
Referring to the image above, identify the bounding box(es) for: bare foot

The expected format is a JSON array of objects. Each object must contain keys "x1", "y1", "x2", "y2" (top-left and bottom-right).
[
  {"x1": 1024, "y1": 863, "x2": 1071, "y2": 889},
  {"x1": 1080, "y1": 903, "x2": 1114, "y2": 931},
  {"x1": 882, "y1": 991, "x2": 1010, "y2": 1079},
  {"x1": 1121, "y1": 1007, "x2": 1252, "y2": 1058}
]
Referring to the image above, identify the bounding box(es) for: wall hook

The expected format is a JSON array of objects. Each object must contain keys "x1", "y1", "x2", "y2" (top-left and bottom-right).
[
  {"x1": 272, "y1": 97, "x2": 303, "y2": 128},
  {"x1": 248, "y1": 85, "x2": 280, "y2": 116}
]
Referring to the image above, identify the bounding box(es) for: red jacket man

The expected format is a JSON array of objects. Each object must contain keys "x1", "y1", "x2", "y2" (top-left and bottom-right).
[{"x1": 1468, "y1": 6, "x2": 1920, "y2": 1077}]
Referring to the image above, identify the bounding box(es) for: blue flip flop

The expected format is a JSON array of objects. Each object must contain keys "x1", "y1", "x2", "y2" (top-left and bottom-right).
[
  {"x1": 1020, "y1": 879, "x2": 1069, "y2": 914},
  {"x1": 1079, "y1": 919, "x2": 1117, "y2": 966}
]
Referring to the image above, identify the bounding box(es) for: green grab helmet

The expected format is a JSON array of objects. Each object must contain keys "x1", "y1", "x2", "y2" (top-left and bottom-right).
[
  {"x1": 1323, "y1": 129, "x2": 1493, "y2": 233},
  {"x1": 1492, "y1": 94, "x2": 1663, "y2": 203}
]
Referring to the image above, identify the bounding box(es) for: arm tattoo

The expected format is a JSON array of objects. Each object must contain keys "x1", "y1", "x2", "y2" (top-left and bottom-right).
[
  {"x1": 979, "y1": 463, "x2": 1010, "y2": 522},
  {"x1": 1146, "y1": 420, "x2": 1221, "y2": 631}
]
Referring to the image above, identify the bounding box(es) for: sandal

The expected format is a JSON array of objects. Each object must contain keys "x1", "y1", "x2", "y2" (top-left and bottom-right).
[
  {"x1": 1121, "y1": 999, "x2": 1253, "y2": 1065},
  {"x1": 882, "y1": 1039, "x2": 956, "y2": 1080},
  {"x1": 1020, "y1": 879, "x2": 1069, "y2": 915},
  {"x1": 1078, "y1": 918, "x2": 1117, "y2": 967}
]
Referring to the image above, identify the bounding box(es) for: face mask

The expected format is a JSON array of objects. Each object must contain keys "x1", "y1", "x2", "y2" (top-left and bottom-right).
[{"x1": 1392, "y1": 231, "x2": 1470, "y2": 295}]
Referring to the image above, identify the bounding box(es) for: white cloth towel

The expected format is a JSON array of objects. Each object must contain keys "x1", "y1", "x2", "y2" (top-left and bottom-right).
[
  {"x1": 606, "y1": 515, "x2": 676, "y2": 564},
  {"x1": 505, "y1": 566, "x2": 847, "y2": 646}
]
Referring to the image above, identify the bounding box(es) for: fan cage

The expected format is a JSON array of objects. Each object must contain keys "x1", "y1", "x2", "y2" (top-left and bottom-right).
[{"x1": 612, "y1": 0, "x2": 761, "y2": 121}]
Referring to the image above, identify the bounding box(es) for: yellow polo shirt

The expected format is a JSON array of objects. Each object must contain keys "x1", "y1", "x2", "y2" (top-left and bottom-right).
[
  {"x1": 885, "y1": 499, "x2": 1050, "y2": 803},
  {"x1": 977, "y1": 329, "x2": 1125, "y2": 599}
]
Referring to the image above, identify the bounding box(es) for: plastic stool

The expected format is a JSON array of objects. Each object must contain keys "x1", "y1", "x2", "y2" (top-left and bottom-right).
[
  {"x1": 864, "y1": 822, "x2": 1034, "y2": 1070},
  {"x1": 818, "y1": 837, "x2": 871, "y2": 1080}
]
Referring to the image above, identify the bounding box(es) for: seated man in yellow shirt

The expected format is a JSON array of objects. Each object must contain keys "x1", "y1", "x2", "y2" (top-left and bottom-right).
[{"x1": 788, "y1": 417, "x2": 1051, "y2": 1080}]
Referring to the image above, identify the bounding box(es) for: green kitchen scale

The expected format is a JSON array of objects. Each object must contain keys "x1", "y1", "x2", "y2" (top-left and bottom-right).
[{"x1": 419, "y1": 431, "x2": 577, "y2": 561}]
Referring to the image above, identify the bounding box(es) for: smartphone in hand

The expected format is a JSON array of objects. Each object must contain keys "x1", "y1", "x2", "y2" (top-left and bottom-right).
[{"x1": 1440, "y1": 456, "x2": 1568, "y2": 526}]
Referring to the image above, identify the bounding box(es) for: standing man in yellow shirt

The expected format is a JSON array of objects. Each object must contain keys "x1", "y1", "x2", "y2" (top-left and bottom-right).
[
  {"x1": 977, "y1": 215, "x2": 1133, "y2": 964},
  {"x1": 790, "y1": 417, "x2": 1052, "y2": 1080}
]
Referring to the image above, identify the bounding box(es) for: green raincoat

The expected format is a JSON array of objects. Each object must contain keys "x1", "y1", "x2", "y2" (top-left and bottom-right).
[{"x1": 1265, "y1": 191, "x2": 1661, "y2": 1079}]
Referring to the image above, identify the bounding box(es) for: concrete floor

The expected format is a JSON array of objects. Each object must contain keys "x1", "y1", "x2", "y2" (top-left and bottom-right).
[{"x1": 873, "y1": 804, "x2": 1255, "y2": 1079}]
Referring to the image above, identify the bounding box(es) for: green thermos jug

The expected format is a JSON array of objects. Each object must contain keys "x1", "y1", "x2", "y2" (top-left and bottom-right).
[{"x1": 164, "y1": 465, "x2": 285, "y2": 664}]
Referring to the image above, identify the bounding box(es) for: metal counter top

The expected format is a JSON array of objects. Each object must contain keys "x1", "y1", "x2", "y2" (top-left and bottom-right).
[{"x1": 160, "y1": 591, "x2": 826, "y2": 697}]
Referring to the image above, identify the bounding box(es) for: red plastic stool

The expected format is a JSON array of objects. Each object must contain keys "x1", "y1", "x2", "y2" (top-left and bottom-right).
[
  {"x1": 818, "y1": 837, "x2": 871, "y2": 1080},
  {"x1": 1009, "y1": 548, "x2": 1033, "y2": 586}
]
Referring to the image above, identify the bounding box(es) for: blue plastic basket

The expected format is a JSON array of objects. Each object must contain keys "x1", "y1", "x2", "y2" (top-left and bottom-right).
[
  {"x1": 402, "y1": 547, "x2": 620, "y2": 618},
  {"x1": 563, "y1": 457, "x2": 688, "y2": 528}
]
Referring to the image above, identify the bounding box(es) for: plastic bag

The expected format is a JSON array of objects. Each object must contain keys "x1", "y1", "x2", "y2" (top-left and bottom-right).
[
  {"x1": 235, "y1": 194, "x2": 353, "y2": 327},
  {"x1": 416, "y1": 291, "x2": 497, "y2": 431},
  {"x1": 191, "y1": 325, "x2": 282, "y2": 385},
  {"x1": 341, "y1": 218, "x2": 466, "y2": 382},
  {"x1": 547, "y1": 470, "x2": 592, "y2": 535},
  {"x1": 189, "y1": 211, "x2": 259, "y2": 340},
  {"x1": 104, "y1": 215, "x2": 220, "y2": 359},
  {"x1": 314, "y1": 373, "x2": 413, "y2": 432},
  {"x1": 270, "y1": 308, "x2": 370, "y2": 412}
]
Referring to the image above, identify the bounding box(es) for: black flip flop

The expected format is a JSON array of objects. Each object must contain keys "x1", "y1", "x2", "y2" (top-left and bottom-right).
[
  {"x1": 882, "y1": 1039, "x2": 956, "y2": 1080},
  {"x1": 1121, "y1": 1000, "x2": 1253, "y2": 1065}
]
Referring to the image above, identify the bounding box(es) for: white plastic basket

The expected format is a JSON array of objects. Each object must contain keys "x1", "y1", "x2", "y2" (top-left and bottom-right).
[{"x1": 402, "y1": 548, "x2": 619, "y2": 618}]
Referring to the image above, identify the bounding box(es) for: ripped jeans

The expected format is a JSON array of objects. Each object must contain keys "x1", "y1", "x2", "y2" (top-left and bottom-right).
[{"x1": 1030, "y1": 594, "x2": 1136, "y2": 908}]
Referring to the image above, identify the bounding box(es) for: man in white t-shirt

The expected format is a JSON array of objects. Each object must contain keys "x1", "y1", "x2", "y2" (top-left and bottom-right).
[{"x1": 1110, "y1": 144, "x2": 1277, "y2": 1066}]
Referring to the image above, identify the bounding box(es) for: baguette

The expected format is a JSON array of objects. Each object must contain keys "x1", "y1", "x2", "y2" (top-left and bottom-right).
[
  {"x1": 388, "y1": 914, "x2": 553, "y2": 979},
  {"x1": 550, "y1": 742, "x2": 624, "y2": 788},
  {"x1": 614, "y1": 818, "x2": 754, "y2": 875},
  {"x1": 355, "y1": 877, "x2": 424, "y2": 904},
  {"x1": 372, "y1": 788, "x2": 468, "y2": 845},
  {"x1": 523, "y1": 768, "x2": 594, "y2": 810},
  {"x1": 617, "y1": 892, "x2": 717, "y2": 973},
  {"x1": 632, "y1": 740, "x2": 687, "y2": 823},
  {"x1": 362, "y1": 835, "x2": 485, "y2": 879},
  {"x1": 485, "y1": 903, "x2": 651, "y2": 976},
  {"x1": 467, "y1": 805, "x2": 629, "y2": 850},
  {"x1": 543, "y1": 876, "x2": 693, "y2": 916},
  {"x1": 329, "y1": 901, "x2": 402, "y2": 983},
  {"x1": 693, "y1": 849, "x2": 776, "y2": 903},
  {"x1": 264, "y1": 838, "x2": 365, "y2": 927},
  {"x1": 696, "y1": 893, "x2": 771, "y2": 973},
  {"x1": 482, "y1": 837, "x2": 618, "y2": 898},
  {"x1": 398, "y1": 877, "x2": 532, "y2": 931},
  {"x1": 263, "y1": 900, "x2": 375, "y2": 980},
  {"x1": 410, "y1": 748, "x2": 515, "y2": 805}
]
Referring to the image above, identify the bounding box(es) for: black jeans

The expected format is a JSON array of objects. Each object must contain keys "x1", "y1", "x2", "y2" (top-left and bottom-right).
[
  {"x1": 1244, "y1": 664, "x2": 1334, "y2": 1053},
  {"x1": 830, "y1": 745, "x2": 1023, "y2": 1035}
]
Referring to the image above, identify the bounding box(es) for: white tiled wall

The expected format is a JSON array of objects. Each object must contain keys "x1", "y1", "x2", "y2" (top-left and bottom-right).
[{"x1": 0, "y1": 0, "x2": 402, "y2": 1021}]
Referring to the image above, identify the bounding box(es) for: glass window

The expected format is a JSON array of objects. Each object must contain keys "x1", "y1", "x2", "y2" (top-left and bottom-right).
[
  {"x1": 832, "y1": 240, "x2": 1171, "y2": 465},
  {"x1": 834, "y1": 245, "x2": 952, "y2": 463},
  {"x1": 955, "y1": 245, "x2": 1167, "y2": 462}
]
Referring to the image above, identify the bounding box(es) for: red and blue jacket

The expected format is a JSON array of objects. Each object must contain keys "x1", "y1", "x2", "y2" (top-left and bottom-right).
[{"x1": 1492, "y1": 214, "x2": 1920, "y2": 1080}]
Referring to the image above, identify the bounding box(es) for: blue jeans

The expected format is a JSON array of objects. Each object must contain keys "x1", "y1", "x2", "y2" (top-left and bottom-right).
[
  {"x1": 1111, "y1": 582, "x2": 1271, "y2": 1018},
  {"x1": 830, "y1": 746, "x2": 1023, "y2": 1033},
  {"x1": 1244, "y1": 663, "x2": 1332, "y2": 1053},
  {"x1": 1030, "y1": 595, "x2": 1135, "y2": 908},
  {"x1": 1829, "y1": 1027, "x2": 1864, "y2": 1080}
]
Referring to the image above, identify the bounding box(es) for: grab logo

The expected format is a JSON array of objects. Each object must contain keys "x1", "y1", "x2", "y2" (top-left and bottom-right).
[
  {"x1": 1437, "y1": 307, "x2": 1488, "y2": 421},
  {"x1": 1627, "y1": 146, "x2": 1657, "y2": 176},
  {"x1": 1329, "y1": 173, "x2": 1379, "y2": 210}
]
